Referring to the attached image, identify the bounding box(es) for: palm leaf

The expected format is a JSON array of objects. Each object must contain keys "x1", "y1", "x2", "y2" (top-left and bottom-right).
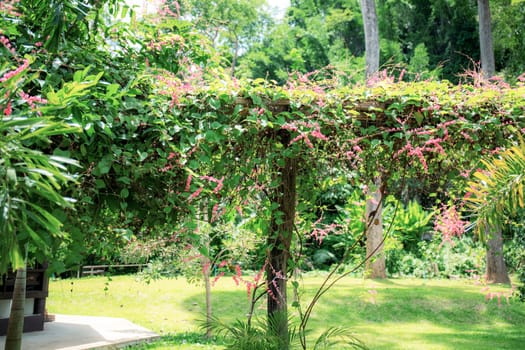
[
  {"x1": 465, "y1": 135, "x2": 525, "y2": 239},
  {"x1": 313, "y1": 327, "x2": 369, "y2": 350}
]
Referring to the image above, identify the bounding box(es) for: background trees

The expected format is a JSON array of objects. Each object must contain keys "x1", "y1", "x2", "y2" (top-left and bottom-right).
[{"x1": 236, "y1": 0, "x2": 525, "y2": 83}]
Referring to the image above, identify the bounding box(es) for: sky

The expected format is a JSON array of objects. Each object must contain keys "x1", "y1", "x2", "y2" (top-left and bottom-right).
[{"x1": 267, "y1": 0, "x2": 290, "y2": 19}]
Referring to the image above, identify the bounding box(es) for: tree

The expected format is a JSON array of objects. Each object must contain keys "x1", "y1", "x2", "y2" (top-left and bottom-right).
[
  {"x1": 179, "y1": 0, "x2": 272, "y2": 77},
  {"x1": 0, "y1": 2, "x2": 151, "y2": 347},
  {"x1": 477, "y1": 0, "x2": 495, "y2": 78},
  {"x1": 492, "y1": 0, "x2": 525, "y2": 80},
  {"x1": 360, "y1": 0, "x2": 379, "y2": 76},
  {"x1": 1, "y1": 63, "x2": 82, "y2": 350},
  {"x1": 465, "y1": 137, "x2": 525, "y2": 284},
  {"x1": 359, "y1": 0, "x2": 386, "y2": 278},
  {"x1": 4, "y1": 266, "x2": 26, "y2": 350},
  {"x1": 238, "y1": 0, "x2": 365, "y2": 83},
  {"x1": 485, "y1": 225, "x2": 510, "y2": 283}
]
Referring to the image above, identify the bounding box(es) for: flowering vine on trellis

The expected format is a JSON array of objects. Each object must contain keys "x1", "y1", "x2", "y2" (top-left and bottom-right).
[{"x1": 146, "y1": 63, "x2": 525, "y2": 334}]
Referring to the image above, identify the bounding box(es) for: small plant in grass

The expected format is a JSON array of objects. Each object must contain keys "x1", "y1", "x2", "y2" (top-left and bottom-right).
[
  {"x1": 202, "y1": 313, "x2": 368, "y2": 350},
  {"x1": 313, "y1": 327, "x2": 369, "y2": 350},
  {"x1": 202, "y1": 313, "x2": 296, "y2": 350}
]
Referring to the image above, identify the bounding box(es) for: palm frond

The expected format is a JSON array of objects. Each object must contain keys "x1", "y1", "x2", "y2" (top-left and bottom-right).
[
  {"x1": 465, "y1": 135, "x2": 525, "y2": 239},
  {"x1": 313, "y1": 327, "x2": 369, "y2": 350},
  {"x1": 198, "y1": 313, "x2": 298, "y2": 350}
]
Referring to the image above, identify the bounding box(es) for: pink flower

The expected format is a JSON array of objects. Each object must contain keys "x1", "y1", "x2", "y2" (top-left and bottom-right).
[
  {"x1": 188, "y1": 187, "x2": 203, "y2": 202},
  {"x1": 200, "y1": 175, "x2": 224, "y2": 194},
  {"x1": 184, "y1": 174, "x2": 192, "y2": 192},
  {"x1": 3, "y1": 101, "x2": 12, "y2": 116},
  {"x1": 435, "y1": 204, "x2": 468, "y2": 247},
  {"x1": 0, "y1": 35, "x2": 16, "y2": 54},
  {"x1": 0, "y1": 59, "x2": 30, "y2": 82},
  {"x1": 211, "y1": 202, "x2": 220, "y2": 222}
]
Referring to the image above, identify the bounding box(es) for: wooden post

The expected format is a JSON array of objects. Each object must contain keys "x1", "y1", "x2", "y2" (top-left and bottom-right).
[{"x1": 266, "y1": 131, "x2": 297, "y2": 349}]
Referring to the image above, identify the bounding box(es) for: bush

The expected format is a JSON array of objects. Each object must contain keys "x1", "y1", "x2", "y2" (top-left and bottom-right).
[{"x1": 394, "y1": 236, "x2": 485, "y2": 278}]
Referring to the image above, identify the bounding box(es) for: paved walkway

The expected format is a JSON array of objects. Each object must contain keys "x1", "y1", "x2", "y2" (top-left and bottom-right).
[{"x1": 0, "y1": 314, "x2": 159, "y2": 350}]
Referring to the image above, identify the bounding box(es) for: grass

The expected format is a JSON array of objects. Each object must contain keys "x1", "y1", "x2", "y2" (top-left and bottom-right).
[{"x1": 46, "y1": 274, "x2": 525, "y2": 349}]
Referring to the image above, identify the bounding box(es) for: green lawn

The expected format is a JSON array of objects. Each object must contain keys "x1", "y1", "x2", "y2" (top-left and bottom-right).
[{"x1": 46, "y1": 275, "x2": 525, "y2": 349}]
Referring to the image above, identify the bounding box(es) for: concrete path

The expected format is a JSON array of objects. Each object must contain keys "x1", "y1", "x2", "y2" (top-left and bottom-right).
[{"x1": 0, "y1": 314, "x2": 159, "y2": 350}]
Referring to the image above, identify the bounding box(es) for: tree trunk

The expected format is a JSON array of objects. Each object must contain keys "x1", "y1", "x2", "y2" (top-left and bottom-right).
[
  {"x1": 202, "y1": 255, "x2": 213, "y2": 338},
  {"x1": 361, "y1": 1, "x2": 385, "y2": 279},
  {"x1": 198, "y1": 204, "x2": 213, "y2": 338},
  {"x1": 360, "y1": 0, "x2": 380, "y2": 78},
  {"x1": 266, "y1": 134, "x2": 297, "y2": 349},
  {"x1": 485, "y1": 225, "x2": 510, "y2": 284},
  {"x1": 5, "y1": 267, "x2": 26, "y2": 350},
  {"x1": 231, "y1": 35, "x2": 239, "y2": 78},
  {"x1": 365, "y1": 178, "x2": 386, "y2": 279},
  {"x1": 477, "y1": 0, "x2": 495, "y2": 78}
]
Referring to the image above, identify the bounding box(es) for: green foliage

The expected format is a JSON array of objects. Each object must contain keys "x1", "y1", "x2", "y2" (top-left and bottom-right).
[
  {"x1": 179, "y1": 0, "x2": 272, "y2": 75},
  {"x1": 504, "y1": 216, "x2": 525, "y2": 299},
  {"x1": 0, "y1": 44, "x2": 101, "y2": 272},
  {"x1": 203, "y1": 313, "x2": 295, "y2": 350},
  {"x1": 492, "y1": 0, "x2": 525, "y2": 80},
  {"x1": 465, "y1": 135, "x2": 525, "y2": 239},
  {"x1": 377, "y1": 0, "x2": 480, "y2": 82},
  {"x1": 315, "y1": 192, "x2": 433, "y2": 273},
  {"x1": 397, "y1": 236, "x2": 485, "y2": 278},
  {"x1": 384, "y1": 198, "x2": 434, "y2": 254},
  {"x1": 202, "y1": 314, "x2": 368, "y2": 350}
]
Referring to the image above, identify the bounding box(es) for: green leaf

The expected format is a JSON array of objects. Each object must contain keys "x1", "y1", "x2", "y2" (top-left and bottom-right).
[
  {"x1": 95, "y1": 179, "x2": 106, "y2": 189},
  {"x1": 7, "y1": 168, "x2": 17, "y2": 183},
  {"x1": 137, "y1": 151, "x2": 148, "y2": 162},
  {"x1": 106, "y1": 83, "x2": 120, "y2": 97},
  {"x1": 414, "y1": 111, "x2": 424, "y2": 125},
  {"x1": 120, "y1": 188, "x2": 129, "y2": 198}
]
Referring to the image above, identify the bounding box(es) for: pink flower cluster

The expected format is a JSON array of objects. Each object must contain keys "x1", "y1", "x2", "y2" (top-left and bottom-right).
[
  {"x1": 0, "y1": 0, "x2": 21, "y2": 17},
  {"x1": 434, "y1": 204, "x2": 468, "y2": 247},
  {"x1": 221, "y1": 261, "x2": 267, "y2": 299},
  {"x1": 155, "y1": 65, "x2": 204, "y2": 109},
  {"x1": 187, "y1": 187, "x2": 203, "y2": 202},
  {"x1": 392, "y1": 118, "x2": 459, "y2": 172},
  {"x1": 19, "y1": 90, "x2": 47, "y2": 110},
  {"x1": 0, "y1": 35, "x2": 16, "y2": 54},
  {"x1": 3, "y1": 101, "x2": 12, "y2": 116},
  {"x1": 200, "y1": 175, "x2": 224, "y2": 194},
  {"x1": 481, "y1": 285, "x2": 515, "y2": 307},
  {"x1": 310, "y1": 217, "x2": 343, "y2": 244},
  {"x1": 282, "y1": 121, "x2": 329, "y2": 148},
  {"x1": 0, "y1": 58, "x2": 30, "y2": 83},
  {"x1": 211, "y1": 260, "x2": 229, "y2": 286},
  {"x1": 158, "y1": 0, "x2": 180, "y2": 18},
  {"x1": 266, "y1": 262, "x2": 286, "y2": 304},
  {"x1": 147, "y1": 34, "x2": 184, "y2": 52}
]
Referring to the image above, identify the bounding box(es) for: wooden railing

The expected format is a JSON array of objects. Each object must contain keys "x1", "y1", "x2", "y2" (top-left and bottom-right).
[{"x1": 80, "y1": 264, "x2": 148, "y2": 277}]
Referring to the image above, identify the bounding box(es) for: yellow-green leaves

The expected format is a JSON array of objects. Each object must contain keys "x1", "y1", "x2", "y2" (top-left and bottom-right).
[{"x1": 465, "y1": 136, "x2": 525, "y2": 238}]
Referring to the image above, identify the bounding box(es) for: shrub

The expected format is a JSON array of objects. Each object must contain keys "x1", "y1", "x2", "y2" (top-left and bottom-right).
[{"x1": 396, "y1": 236, "x2": 485, "y2": 278}]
